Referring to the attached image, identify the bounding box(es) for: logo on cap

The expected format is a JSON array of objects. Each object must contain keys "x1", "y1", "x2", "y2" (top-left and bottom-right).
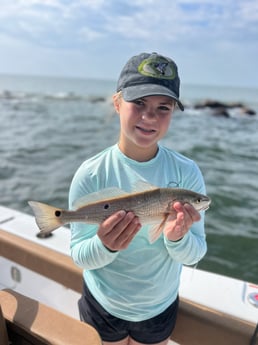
[{"x1": 138, "y1": 56, "x2": 176, "y2": 80}]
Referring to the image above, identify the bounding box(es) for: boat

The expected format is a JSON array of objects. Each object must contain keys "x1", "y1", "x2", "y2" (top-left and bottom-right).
[{"x1": 0, "y1": 204, "x2": 257, "y2": 345}]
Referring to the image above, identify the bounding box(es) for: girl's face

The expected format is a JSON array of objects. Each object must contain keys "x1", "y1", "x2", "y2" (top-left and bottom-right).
[{"x1": 113, "y1": 94, "x2": 175, "y2": 162}]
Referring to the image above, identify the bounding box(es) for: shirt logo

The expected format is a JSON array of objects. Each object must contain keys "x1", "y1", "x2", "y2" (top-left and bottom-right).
[{"x1": 138, "y1": 56, "x2": 176, "y2": 80}]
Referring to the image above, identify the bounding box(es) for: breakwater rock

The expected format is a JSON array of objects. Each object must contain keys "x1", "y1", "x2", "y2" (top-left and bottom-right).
[{"x1": 191, "y1": 100, "x2": 256, "y2": 118}]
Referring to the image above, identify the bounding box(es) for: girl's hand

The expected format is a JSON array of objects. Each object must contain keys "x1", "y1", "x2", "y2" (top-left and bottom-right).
[
  {"x1": 164, "y1": 202, "x2": 201, "y2": 242},
  {"x1": 97, "y1": 211, "x2": 141, "y2": 251}
]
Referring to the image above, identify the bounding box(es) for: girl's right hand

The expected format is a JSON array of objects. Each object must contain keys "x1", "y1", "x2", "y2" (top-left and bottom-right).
[{"x1": 97, "y1": 211, "x2": 141, "y2": 252}]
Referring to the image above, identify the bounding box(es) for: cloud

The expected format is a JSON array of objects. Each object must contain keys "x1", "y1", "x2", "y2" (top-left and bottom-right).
[
  {"x1": 1, "y1": 0, "x2": 257, "y2": 47},
  {"x1": 0, "y1": 0, "x2": 257, "y2": 86},
  {"x1": 78, "y1": 27, "x2": 104, "y2": 41}
]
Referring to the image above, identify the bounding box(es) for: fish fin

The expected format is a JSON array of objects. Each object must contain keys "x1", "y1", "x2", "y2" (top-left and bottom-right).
[
  {"x1": 73, "y1": 181, "x2": 157, "y2": 209},
  {"x1": 132, "y1": 180, "x2": 159, "y2": 193},
  {"x1": 148, "y1": 215, "x2": 169, "y2": 244},
  {"x1": 28, "y1": 201, "x2": 65, "y2": 233},
  {"x1": 73, "y1": 187, "x2": 129, "y2": 209}
]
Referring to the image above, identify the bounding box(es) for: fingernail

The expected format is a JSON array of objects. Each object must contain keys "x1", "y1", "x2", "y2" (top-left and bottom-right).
[{"x1": 126, "y1": 212, "x2": 135, "y2": 220}]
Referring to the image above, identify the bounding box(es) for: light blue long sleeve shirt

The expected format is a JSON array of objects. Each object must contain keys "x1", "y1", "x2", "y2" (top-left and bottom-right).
[{"x1": 69, "y1": 144, "x2": 207, "y2": 321}]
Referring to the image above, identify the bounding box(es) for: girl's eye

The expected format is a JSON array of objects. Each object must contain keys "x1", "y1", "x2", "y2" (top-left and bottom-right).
[
  {"x1": 159, "y1": 106, "x2": 171, "y2": 111},
  {"x1": 132, "y1": 99, "x2": 145, "y2": 106}
]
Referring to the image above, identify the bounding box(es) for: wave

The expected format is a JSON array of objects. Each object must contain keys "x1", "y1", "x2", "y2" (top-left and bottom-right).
[{"x1": 0, "y1": 89, "x2": 108, "y2": 103}]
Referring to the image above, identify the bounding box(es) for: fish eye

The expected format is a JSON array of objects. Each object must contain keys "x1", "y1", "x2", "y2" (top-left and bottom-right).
[
  {"x1": 196, "y1": 198, "x2": 201, "y2": 203},
  {"x1": 104, "y1": 204, "x2": 110, "y2": 210}
]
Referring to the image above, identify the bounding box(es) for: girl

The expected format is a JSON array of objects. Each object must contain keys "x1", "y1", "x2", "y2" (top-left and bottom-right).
[{"x1": 69, "y1": 52, "x2": 207, "y2": 345}]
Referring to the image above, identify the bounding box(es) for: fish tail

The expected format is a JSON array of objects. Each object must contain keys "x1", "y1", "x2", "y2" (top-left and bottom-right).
[{"x1": 28, "y1": 201, "x2": 65, "y2": 233}]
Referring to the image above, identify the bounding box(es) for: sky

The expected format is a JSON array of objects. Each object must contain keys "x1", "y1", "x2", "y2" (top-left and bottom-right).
[{"x1": 0, "y1": 0, "x2": 258, "y2": 88}]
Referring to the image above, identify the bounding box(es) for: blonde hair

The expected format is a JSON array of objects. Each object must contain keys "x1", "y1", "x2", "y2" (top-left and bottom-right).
[
  {"x1": 112, "y1": 91, "x2": 123, "y2": 112},
  {"x1": 113, "y1": 91, "x2": 122, "y2": 102}
]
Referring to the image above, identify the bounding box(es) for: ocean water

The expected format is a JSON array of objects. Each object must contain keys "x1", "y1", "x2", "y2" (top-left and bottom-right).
[{"x1": 0, "y1": 74, "x2": 258, "y2": 284}]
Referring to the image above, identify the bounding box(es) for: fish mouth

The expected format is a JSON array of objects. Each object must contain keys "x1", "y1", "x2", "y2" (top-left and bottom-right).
[
  {"x1": 194, "y1": 204, "x2": 210, "y2": 212},
  {"x1": 200, "y1": 199, "x2": 211, "y2": 211},
  {"x1": 202, "y1": 204, "x2": 210, "y2": 211}
]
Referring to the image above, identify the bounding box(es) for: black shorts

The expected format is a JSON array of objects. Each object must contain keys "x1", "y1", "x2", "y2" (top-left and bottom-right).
[{"x1": 78, "y1": 281, "x2": 179, "y2": 344}]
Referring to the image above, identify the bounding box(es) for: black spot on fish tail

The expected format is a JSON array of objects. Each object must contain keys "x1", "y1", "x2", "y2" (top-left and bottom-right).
[{"x1": 55, "y1": 210, "x2": 61, "y2": 217}]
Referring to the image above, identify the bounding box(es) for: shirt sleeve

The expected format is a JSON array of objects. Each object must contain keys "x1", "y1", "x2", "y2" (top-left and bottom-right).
[
  {"x1": 68, "y1": 163, "x2": 119, "y2": 270},
  {"x1": 70, "y1": 226, "x2": 119, "y2": 269},
  {"x1": 164, "y1": 214, "x2": 207, "y2": 265},
  {"x1": 164, "y1": 159, "x2": 208, "y2": 265}
]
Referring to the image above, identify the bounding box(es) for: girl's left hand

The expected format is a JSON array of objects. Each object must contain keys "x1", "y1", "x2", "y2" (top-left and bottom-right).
[{"x1": 163, "y1": 202, "x2": 201, "y2": 242}]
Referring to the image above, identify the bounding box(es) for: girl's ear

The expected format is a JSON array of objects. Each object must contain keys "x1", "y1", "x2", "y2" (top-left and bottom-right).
[{"x1": 113, "y1": 93, "x2": 121, "y2": 114}]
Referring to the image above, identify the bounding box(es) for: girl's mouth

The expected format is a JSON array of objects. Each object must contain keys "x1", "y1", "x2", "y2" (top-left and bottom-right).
[{"x1": 136, "y1": 126, "x2": 156, "y2": 134}]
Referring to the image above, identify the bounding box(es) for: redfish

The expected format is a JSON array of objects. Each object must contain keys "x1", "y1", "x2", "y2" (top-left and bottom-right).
[{"x1": 28, "y1": 181, "x2": 211, "y2": 242}]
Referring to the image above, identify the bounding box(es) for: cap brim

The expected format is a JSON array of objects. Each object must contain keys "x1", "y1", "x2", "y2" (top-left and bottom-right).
[{"x1": 122, "y1": 84, "x2": 184, "y2": 111}]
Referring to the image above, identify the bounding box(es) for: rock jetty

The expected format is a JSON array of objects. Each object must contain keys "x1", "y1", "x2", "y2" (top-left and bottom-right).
[{"x1": 192, "y1": 100, "x2": 256, "y2": 118}]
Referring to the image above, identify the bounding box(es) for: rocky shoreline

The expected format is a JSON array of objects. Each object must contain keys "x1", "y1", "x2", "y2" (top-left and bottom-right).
[{"x1": 187, "y1": 99, "x2": 256, "y2": 117}]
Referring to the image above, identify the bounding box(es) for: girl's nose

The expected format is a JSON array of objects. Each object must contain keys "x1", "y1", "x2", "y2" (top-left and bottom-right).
[{"x1": 141, "y1": 109, "x2": 156, "y2": 120}]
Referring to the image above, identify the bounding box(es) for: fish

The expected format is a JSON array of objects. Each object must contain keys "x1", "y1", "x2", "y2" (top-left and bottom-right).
[{"x1": 28, "y1": 181, "x2": 211, "y2": 243}]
